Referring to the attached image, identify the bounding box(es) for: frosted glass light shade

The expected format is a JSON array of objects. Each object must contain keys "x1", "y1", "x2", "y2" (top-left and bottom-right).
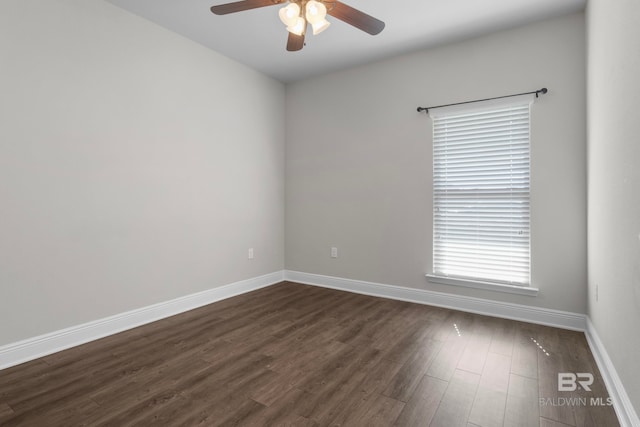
[
  {"x1": 287, "y1": 16, "x2": 306, "y2": 35},
  {"x1": 279, "y1": 3, "x2": 300, "y2": 27},
  {"x1": 311, "y1": 18, "x2": 330, "y2": 35},
  {"x1": 305, "y1": 0, "x2": 327, "y2": 24}
]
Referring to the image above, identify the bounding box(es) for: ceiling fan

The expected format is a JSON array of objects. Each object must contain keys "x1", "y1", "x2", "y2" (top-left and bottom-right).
[{"x1": 210, "y1": 0, "x2": 385, "y2": 52}]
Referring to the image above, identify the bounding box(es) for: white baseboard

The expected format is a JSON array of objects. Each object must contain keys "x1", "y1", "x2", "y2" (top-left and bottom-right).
[
  {"x1": 0, "y1": 271, "x2": 284, "y2": 371},
  {"x1": 585, "y1": 318, "x2": 640, "y2": 427},
  {"x1": 284, "y1": 270, "x2": 587, "y2": 331},
  {"x1": 1, "y1": 269, "x2": 635, "y2": 426}
]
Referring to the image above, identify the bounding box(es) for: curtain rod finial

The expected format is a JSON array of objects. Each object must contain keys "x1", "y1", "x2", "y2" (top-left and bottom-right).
[
  {"x1": 535, "y1": 88, "x2": 548, "y2": 98},
  {"x1": 417, "y1": 107, "x2": 428, "y2": 113}
]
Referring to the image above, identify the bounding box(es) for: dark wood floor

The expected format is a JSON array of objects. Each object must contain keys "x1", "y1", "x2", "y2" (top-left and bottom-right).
[{"x1": 0, "y1": 282, "x2": 619, "y2": 426}]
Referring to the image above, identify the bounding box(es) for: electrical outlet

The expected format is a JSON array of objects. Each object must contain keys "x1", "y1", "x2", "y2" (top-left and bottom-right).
[
  {"x1": 331, "y1": 247, "x2": 338, "y2": 258},
  {"x1": 248, "y1": 248, "x2": 254, "y2": 260}
]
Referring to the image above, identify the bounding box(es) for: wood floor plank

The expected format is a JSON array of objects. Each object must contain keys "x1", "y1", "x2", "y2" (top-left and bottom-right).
[
  {"x1": 371, "y1": 302, "x2": 427, "y2": 352},
  {"x1": 247, "y1": 368, "x2": 300, "y2": 407},
  {"x1": 358, "y1": 356, "x2": 404, "y2": 396},
  {"x1": 556, "y1": 329, "x2": 620, "y2": 427},
  {"x1": 504, "y1": 373, "x2": 539, "y2": 427},
  {"x1": 424, "y1": 324, "x2": 470, "y2": 382},
  {"x1": 467, "y1": 352, "x2": 511, "y2": 427},
  {"x1": 457, "y1": 317, "x2": 493, "y2": 374},
  {"x1": 540, "y1": 417, "x2": 575, "y2": 427},
  {"x1": 295, "y1": 346, "x2": 384, "y2": 424},
  {"x1": 511, "y1": 322, "x2": 539, "y2": 380},
  {"x1": 294, "y1": 344, "x2": 378, "y2": 395},
  {"x1": 0, "y1": 403, "x2": 15, "y2": 424},
  {"x1": 393, "y1": 374, "x2": 448, "y2": 426},
  {"x1": 383, "y1": 338, "x2": 443, "y2": 402},
  {"x1": 341, "y1": 393, "x2": 405, "y2": 426},
  {"x1": 382, "y1": 317, "x2": 439, "y2": 365},
  {"x1": 537, "y1": 327, "x2": 577, "y2": 426},
  {"x1": 315, "y1": 355, "x2": 403, "y2": 426},
  {"x1": 0, "y1": 281, "x2": 620, "y2": 426},
  {"x1": 209, "y1": 398, "x2": 267, "y2": 427},
  {"x1": 333, "y1": 298, "x2": 387, "y2": 343},
  {"x1": 257, "y1": 412, "x2": 318, "y2": 427},
  {"x1": 488, "y1": 317, "x2": 516, "y2": 357},
  {"x1": 0, "y1": 360, "x2": 53, "y2": 401},
  {"x1": 250, "y1": 386, "x2": 315, "y2": 425},
  {"x1": 347, "y1": 303, "x2": 406, "y2": 348},
  {"x1": 429, "y1": 369, "x2": 481, "y2": 427},
  {"x1": 266, "y1": 339, "x2": 349, "y2": 382}
]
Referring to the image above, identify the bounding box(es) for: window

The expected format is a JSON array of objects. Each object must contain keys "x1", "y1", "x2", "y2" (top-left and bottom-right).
[{"x1": 428, "y1": 96, "x2": 533, "y2": 290}]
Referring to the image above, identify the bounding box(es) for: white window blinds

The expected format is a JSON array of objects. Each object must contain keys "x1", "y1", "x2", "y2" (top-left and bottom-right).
[{"x1": 432, "y1": 97, "x2": 532, "y2": 286}]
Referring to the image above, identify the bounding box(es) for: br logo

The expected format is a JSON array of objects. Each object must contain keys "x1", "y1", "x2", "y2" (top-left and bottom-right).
[{"x1": 558, "y1": 373, "x2": 594, "y2": 391}]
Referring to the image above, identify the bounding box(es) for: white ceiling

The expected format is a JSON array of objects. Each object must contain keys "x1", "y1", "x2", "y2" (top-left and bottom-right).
[{"x1": 106, "y1": 0, "x2": 585, "y2": 82}]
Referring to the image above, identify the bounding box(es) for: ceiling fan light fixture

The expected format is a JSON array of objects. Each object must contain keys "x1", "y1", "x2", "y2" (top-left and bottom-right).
[
  {"x1": 311, "y1": 18, "x2": 330, "y2": 35},
  {"x1": 210, "y1": 0, "x2": 385, "y2": 52},
  {"x1": 305, "y1": 0, "x2": 327, "y2": 24},
  {"x1": 278, "y1": 3, "x2": 300, "y2": 27},
  {"x1": 287, "y1": 16, "x2": 306, "y2": 36}
]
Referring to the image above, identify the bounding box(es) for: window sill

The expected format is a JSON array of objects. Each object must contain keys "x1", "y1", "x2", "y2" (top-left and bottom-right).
[{"x1": 425, "y1": 274, "x2": 539, "y2": 297}]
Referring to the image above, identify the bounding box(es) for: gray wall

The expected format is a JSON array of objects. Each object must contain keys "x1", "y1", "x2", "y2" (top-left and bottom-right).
[
  {"x1": 587, "y1": 0, "x2": 640, "y2": 413},
  {"x1": 286, "y1": 13, "x2": 587, "y2": 313},
  {"x1": 0, "y1": 0, "x2": 285, "y2": 346}
]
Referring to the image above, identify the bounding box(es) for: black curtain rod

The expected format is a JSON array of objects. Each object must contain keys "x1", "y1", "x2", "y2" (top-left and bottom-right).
[{"x1": 417, "y1": 88, "x2": 548, "y2": 113}]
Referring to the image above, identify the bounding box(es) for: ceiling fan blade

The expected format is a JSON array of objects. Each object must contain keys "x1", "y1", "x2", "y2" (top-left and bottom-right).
[
  {"x1": 286, "y1": 31, "x2": 305, "y2": 51},
  {"x1": 326, "y1": 1, "x2": 385, "y2": 35},
  {"x1": 211, "y1": 0, "x2": 285, "y2": 15}
]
